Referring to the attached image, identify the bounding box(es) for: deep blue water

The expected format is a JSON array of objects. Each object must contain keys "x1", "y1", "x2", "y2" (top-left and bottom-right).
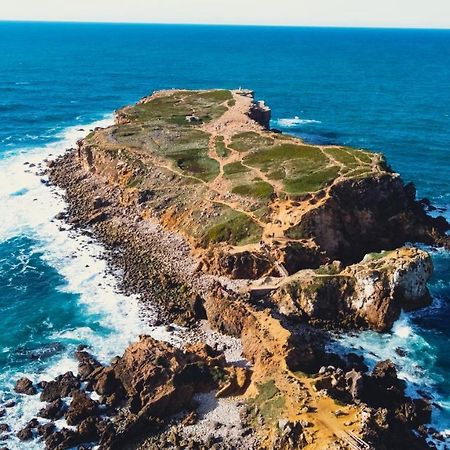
[{"x1": 0, "y1": 22, "x2": 449, "y2": 445}]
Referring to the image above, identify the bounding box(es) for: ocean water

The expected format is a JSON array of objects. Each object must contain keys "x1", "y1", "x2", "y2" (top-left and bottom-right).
[{"x1": 0, "y1": 22, "x2": 448, "y2": 445}]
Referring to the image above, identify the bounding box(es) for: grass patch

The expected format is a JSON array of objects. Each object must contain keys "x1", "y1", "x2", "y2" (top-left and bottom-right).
[
  {"x1": 325, "y1": 147, "x2": 374, "y2": 170},
  {"x1": 170, "y1": 148, "x2": 220, "y2": 182},
  {"x1": 229, "y1": 131, "x2": 274, "y2": 152},
  {"x1": 203, "y1": 211, "x2": 262, "y2": 246},
  {"x1": 223, "y1": 162, "x2": 251, "y2": 176},
  {"x1": 120, "y1": 90, "x2": 231, "y2": 126},
  {"x1": 197, "y1": 90, "x2": 233, "y2": 103},
  {"x1": 232, "y1": 181, "x2": 274, "y2": 199},
  {"x1": 283, "y1": 165, "x2": 340, "y2": 194},
  {"x1": 215, "y1": 136, "x2": 230, "y2": 158},
  {"x1": 249, "y1": 380, "x2": 286, "y2": 425}
]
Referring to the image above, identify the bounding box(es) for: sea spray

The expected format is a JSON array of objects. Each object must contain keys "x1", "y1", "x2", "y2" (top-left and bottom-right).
[{"x1": 0, "y1": 118, "x2": 168, "y2": 449}]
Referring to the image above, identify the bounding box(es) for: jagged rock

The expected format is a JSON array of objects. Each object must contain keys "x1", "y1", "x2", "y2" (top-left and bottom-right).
[
  {"x1": 14, "y1": 378, "x2": 36, "y2": 395},
  {"x1": 271, "y1": 247, "x2": 433, "y2": 331},
  {"x1": 38, "y1": 399, "x2": 64, "y2": 420},
  {"x1": 296, "y1": 175, "x2": 449, "y2": 265},
  {"x1": 16, "y1": 427, "x2": 33, "y2": 441},
  {"x1": 40, "y1": 372, "x2": 80, "y2": 402},
  {"x1": 37, "y1": 422, "x2": 55, "y2": 438},
  {"x1": 204, "y1": 288, "x2": 247, "y2": 337},
  {"x1": 93, "y1": 367, "x2": 118, "y2": 396},
  {"x1": 75, "y1": 350, "x2": 102, "y2": 381},
  {"x1": 65, "y1": 391, "x2": 99, "y2": 425},
  {"x1": 76, "y1": 416, "x2": 100, "y2": 441},
  {"x1": 45, "y1": 428, "x2": 77, "y2": 450}
]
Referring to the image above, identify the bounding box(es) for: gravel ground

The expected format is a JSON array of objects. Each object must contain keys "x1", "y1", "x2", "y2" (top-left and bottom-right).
[{"x1": 183, "y1": 392, "x2": 258, "y2": 449}]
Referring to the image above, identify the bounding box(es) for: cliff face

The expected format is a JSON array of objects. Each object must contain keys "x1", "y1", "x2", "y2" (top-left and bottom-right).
[
  {"x1": 271, "y1": 247, "x2": 432, "y2": 331},
  {"x1": 294, "y1": 175, "x2": 448, "y2": 265}
]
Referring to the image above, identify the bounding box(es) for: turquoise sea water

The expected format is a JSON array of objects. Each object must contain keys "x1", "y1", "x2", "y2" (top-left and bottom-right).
[{"x1": 0, "y1": 22, "x2": 448, "y2": 446}]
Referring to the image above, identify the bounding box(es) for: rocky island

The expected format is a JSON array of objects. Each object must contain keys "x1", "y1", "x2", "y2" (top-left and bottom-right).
[{"x1": 9, "y1": 89, "x2": 449, "y2": 449}]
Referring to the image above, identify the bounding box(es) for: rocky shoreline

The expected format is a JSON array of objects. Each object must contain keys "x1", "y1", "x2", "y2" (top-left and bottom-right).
[{"x1": 3, "y1": 89, "x2": 449, "y2": 450}]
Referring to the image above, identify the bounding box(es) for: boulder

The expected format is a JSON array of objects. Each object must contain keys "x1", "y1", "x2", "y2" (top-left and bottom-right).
[
  {"x1": 37, "y1": 422, "x2": 55, "y2": 438},
  {"x1": 93, "y1": 367, "x2": 119, "y2": 396},
  {"x1": 65, "y1": 391, "x2": 99, "y2": 426},
  {"x1": 38, "y1": 399, "x2": 64, "y2": 420},
  {"x1": 40, "y1": 372, "x2": 80, "y2": 402},
  {"x1": 14, "y1": 378, "x2": 36, "y2": 395},
  {"x1": 45, "y1": 428, "x2": 77, "y2": 450},
  {"x1": 16, "y1": 427, "x2": 33, "y2": 441},
  {"x1": 75, "y1": 350, "x2": 102, "y2": 381}
]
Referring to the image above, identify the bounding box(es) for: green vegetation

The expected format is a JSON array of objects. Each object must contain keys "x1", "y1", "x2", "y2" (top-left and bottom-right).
[
  {"x1": 283, "y1": 165, "x2": 340, "y2": 194},
  {"x1": 365, "y1": 250, "x2": 394, "y2": 261},
  {"x1": 215, "y1": 136, "x2": 230, "y2": 158},
  {"x1": 243, "y1": 143, "x2": 324, "y2": 170},
  {"x1": 232, "y1": 181, "x2": 274, "y2": 199},
  {"x1": 120, "y1": 90, "x2": 232, "y2": 126},
  {"x1": 315, "y1": 264, "x2": 342, "y2": 276},
  {"x1": 172, "y1": 148, "x2": 220, "y2": 182},
  {"x1": 203, "y1": 210, "x2": 262, "y2": 246},
  {"x1": 249, "y1": 380, "x2": 286, "y2": 424},
  {"x1": 324, "y1": 147, "x2": 373, "y2": 172},
  {"x1": 243, "y1": 143, "x2": 339, "y2": 195},
  {"x1": 223, "y1": 161, "x2": 251, "y2": 176},
  {"x1": 229, "y1": 131, "x2": 274, "y2": 152}
]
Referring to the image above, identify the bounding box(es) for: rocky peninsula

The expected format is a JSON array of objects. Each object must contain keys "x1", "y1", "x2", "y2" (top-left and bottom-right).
[{"x1": 8, "y1": 89, "x2": 449, "y2": 449}]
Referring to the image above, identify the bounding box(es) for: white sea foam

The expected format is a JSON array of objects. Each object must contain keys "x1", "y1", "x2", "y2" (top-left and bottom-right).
[
  {"x1": 335, "y1": 313, "x2": 449, "y2": 437},
  {"x1": 276, "y1": 116, "x2": 322, "y2": 128},
  {"x1": 0, "y1": 117, "x2": 163, "y2": 448}
]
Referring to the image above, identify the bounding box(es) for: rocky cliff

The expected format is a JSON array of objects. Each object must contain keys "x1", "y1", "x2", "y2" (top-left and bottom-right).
[{"x1": 17, "y1": 88, "x2": 448, "y2": 449}]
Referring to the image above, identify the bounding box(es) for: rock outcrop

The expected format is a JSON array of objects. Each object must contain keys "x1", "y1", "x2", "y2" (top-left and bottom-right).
[
  {"x1": 66, "y1": 88, "x2": 448, "y2": 281},
  {"x1": 271, "y1": 247, "x2": 433, "y2": 331},
  {"x1": 36, "y1": 88, "x2": 446, "y2": 449},
  {"x1": 10, "y1": 337, "x2": 251, "y2": 450},
  {"x1": 292, "y1": 175, "x2": 449, "y2": 265}
]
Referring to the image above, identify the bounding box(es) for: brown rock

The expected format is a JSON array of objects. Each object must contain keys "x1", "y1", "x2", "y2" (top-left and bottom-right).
[
  {"x1": 38, "y1": 399, "x2": 64, "y2": 420},
  {"x1": 40, "y1": 372, "x2": 80, "y2": 402},
  {"x1": 77, "y1": 416, "x2": 99, "y2": 441},
  {"x1": 14, "y1": 378, "x2": 36, "y2": 396},
  {"x1": 94, "y1": 367, "x2": 118, "y2": 396},
  {"x1": 37, "y1": 422, "x2": 55, "y2": 438},
  {"x1": 75, "y1": 350, "x2": 102, "y2": 381},
  {"x1": 65, "y1": 391, "x2": 99, "y2": 426},
  {"x1": 16, "y1": 427, "x2": 33, "y2": 441},
  {"x1": 44, "y1": 428, "x2": 77, "y2": 450}
]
